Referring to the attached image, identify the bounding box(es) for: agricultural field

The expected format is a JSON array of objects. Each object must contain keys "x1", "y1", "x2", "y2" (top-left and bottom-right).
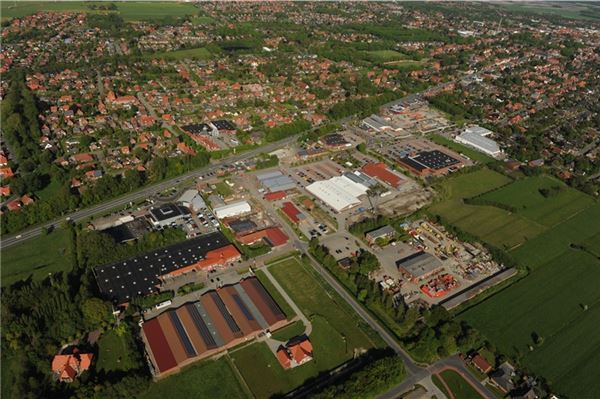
[
  {"x1": 460, "y1": 249, "x2": 600, "y2": 399},
  {"x1": 145, "y1": 47, "x2": 212, "y2": 61},
  {"x1": 0, "y1": 1, "x2": 199, "y2": 21},
  {"x1": 432, "y1": 168, "x2": 512, "y2": 200},
  {"x1": 1, "y1": 228, "x2": 72, "y2": 286},
  {"x1": 433, "y1": 370, "x2": 483, "y2": 399},
  {"x1": 138, "y1": 358, "x2": 249, "y2": 399},
  {"x1": 430, "y1": 134, "x2": 495, "y2": 164},
  {"x1": 231, "y1": 257, "x2": 378, "y2": 398},
  {"x1": 478, "y1": 175, "x2": 594, "y2": 227}
]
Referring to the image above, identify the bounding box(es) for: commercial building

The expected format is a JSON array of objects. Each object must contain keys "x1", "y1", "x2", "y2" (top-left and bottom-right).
[
  {"x1": 264, "y1": 190, "x2": 287, "y2": 201},
  {"x1": 94, "y1": 232, "x2": 231, "y2": 304},
  {"x1": 281, "y1": 202, "x2": 305, "y2": 224},
  {"x1": 237, "y1": 227, "x2": 289, "y2": 248},
  {"x1": 178, "y1": 189, "x2": 206, "y2": 212},
  {"x1": 362, "y1": 114, "x2": 394, "y2": 132},
  {"x1": 256, "y1": 170, "x2": 296, "y2": 192},
  {"x1": 319, "y1": 133, "x2": 351, "y2": 150},
  {"x1": 213, "y1": 200, "x2": 251, "y2": 219},
  {"x1": 365, "y1": 225, "x2": 396, "y2": 244},
  {"x1": 398, "y1": 150, "x2": 461, "y2": 177},
  {"x1": 455, "y1": 126, "x2": 502, "y2": 158},
  {"x1": 141, "y1": 277, "x2": 288, "y2": 377},
  {"x1": 149, "y1": 204, "x2": 191, "y2": 227},
  {"x1": 396, "y1": 251, "x2": 443, "y2": 281},
  {"x1": 306, "y1": 175, "x2": 369, "y2": 213},
  {"x1": 361, "y1": 162, "x2": 404, "y2": 188}
]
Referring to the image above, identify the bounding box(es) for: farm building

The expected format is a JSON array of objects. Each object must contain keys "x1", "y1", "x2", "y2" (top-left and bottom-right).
[
  {"x1": 396, "y1": 251, "x2": 443, "y2": 281},
  {"x1": 141, "y1": 277, "x2": 288, "y2": 378},
  {"x1": 94, "y1": 232, "x2": 232, "y2": 304},
  {"x1": 455, "y1": 126, "x2": 502, "y2": 158},
  {"x1": 213, "y1": 200, "x2": 251, "y2": 219},
  {"x1": 306, "y1": 175, "x2": 369, "y2": 213}
]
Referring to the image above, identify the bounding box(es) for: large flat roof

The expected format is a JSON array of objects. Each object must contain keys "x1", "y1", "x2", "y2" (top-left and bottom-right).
[
  {"x1": 94, "y1": 232, "x2": 230, "y2": 304},
  {"x1": 306, "y1": 175, "x2": 368, "y2": 213},
  {"x1": 396, "y1": 251, "x2": 443, "y2": 279}
]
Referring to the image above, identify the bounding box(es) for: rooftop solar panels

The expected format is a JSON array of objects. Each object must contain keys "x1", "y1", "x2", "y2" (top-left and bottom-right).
[
  {"x1": 168, "y1": 312, "x2": 197, "y2": 358},
  {"x1": 186, "y1": 303, "x2": 218, "y2": 349},
  {"x1": 208, "y1": 291, "x2": 242, "y2": 336}
]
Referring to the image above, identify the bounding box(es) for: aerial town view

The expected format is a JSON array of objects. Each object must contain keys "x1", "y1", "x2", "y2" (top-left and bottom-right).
[{"x1": 1, "y1": 1, "x2": 599, "y2": 399}]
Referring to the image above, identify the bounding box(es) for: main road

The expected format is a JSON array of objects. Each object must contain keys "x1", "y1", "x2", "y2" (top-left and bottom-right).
[{"x1": 0, "y1": 134, "x2": 299, "y2": 250}]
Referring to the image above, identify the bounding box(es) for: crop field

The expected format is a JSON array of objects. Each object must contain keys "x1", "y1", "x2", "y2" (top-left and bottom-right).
[
  {"x1": 231, "y1": 257, "x2": 377, "y2": 398},
  {"x1": 460, "y1": 249, "x2": 600, "y2": 399},
  {"x1": 510, "y1": 202, "x2": 600, "y2": 269},
  {"x1": 1, "y1": 1, "x2": 199, "y2": 21},
  {"x1": 1, "y1": 228, "x2": 72, "y2": 286},
  {"x1": 479, "y1": 175, "x2": 594, "y2": 227},
  {"x1": 139, "y1": 358, "x2": 249, "y2": 399}
]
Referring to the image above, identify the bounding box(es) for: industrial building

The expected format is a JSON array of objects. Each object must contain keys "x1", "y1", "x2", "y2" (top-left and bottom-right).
[
  {"x1": 177, "y1": 189, "x2": 206, "y2": 212},
  {"x1": 319, "y1": 133, "x2": 351, "y2": 150},
  {"x1": 94, "y1": 232, "x2": 232, "y2": 304},
  {"x1": 361, "y1": 162, "x2": 404, "y2": 188},
  {"x1": 237, "y1": 227, "x2": 289, "y2": 248},
  {"x1": 365, "y1": 225, "x2": 396, "y2": 244},
  {"x1": 306, "y1": 174, "x2": 369, "y2": 213},
  {"x1": 149, "y1": 204, "x2": 192, "y2": 227},
  {"x1": 141, "y1": 277, "x2": 288, "y2": 377},
  {"x1": 455, "y1": 126, "x2": 502, "y2": 158},
  {"x1": 396, "y1": 251, "x2": 443, "y2": 281},
  {"x1": 398, "y1": 150, "x2": 462, "y2": 177},
  {"x1": 362, "y1": 115, "x2": 393, "y2": 132},
  {"x1": 213, "y1": 200, "x2": 251, "y2": 219},
  {"x1": 256, "y1": 170, "x2": 296, "y2": 192}
]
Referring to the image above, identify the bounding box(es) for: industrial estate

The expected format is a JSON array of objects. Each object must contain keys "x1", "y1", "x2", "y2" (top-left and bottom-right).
[{"x1": 1, "y1": 2, "x2": 599, "y2": 399}]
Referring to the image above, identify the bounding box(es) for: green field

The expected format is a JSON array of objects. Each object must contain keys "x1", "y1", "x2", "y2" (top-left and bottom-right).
[
  {"x1": 139, "y1": 358, "x2": 249, "y2": 399},
  {"x1": 433, "y1": 168, "x2": 512, "y2": 200},
  {"x1": 363, "y1": 50, "x2": 407, "y2": 62},
  {"x1": 479, "y1": 175, "x2": 594, "y2": 227},
  {"x1": 429, "y1": 134, "x2": 495, "y2": 164},
  {"x1": 1, "y1": 228, "x2": 72, "y2": 286},
  {"x1": 498, "y1": 2, "x2": 600, "y2": 22},
  {"x1": 436, "y1": 370, "x2": 483, "y2": 399},
  {"x1": 1, "y1": 1, "x2": 199, "y2": 21},
  {"x1": 232, "y1": 258, "x2": 377, "y2": 398},
  {"x1": 270, "y1": 320, "x2": 306, "y2": 342},
  {"x1": 96, "y1": 330, "x2": 137, "y2": 373},
  {"x1": 145, "y1": 47, "x2": 212, "y2": 61},
  {"x1": 255, "y1": 269, "x2": 296, "y2": 319},
  {"x1": 460, "y1": 249, "x2": 600, "y2": 399}
]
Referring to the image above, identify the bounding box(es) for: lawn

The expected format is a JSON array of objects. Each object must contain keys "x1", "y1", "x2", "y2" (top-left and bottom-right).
[
  {"x1": 478, "y1": 175, "x2": 594, "y2": 227},
  {"x1": 138, "y1": 357, "x2": 250, "y2": 399},
  {"x1": 232, "y1": 258, "x2": 377, "y2": 398},
  {"x1": 363, "y1": 50, "x2": 407, "y2": 62},
  {"x1": 460, "y1": 249, "x2": 600, "y2": 399},
  {"x1": 1, "y1": 1, "x2": 199, "y2": 21},
  {"x1": 437, "y1": 370, "x2": 483, "y2": 399},
  {"x1": 214, "y1": 181, "x2": 233, "y2": 197},
  {"x1": 270, "y1": 320, "x2": 306, "y2": 342},
  {"x1": 191, "y1": 15, "x2": 214, "y2": 25},
  {"x1": 430, "y1": 134, "x2": 495, "y2": 164},
  {"x1": 144, "y1": 47, "x2": 212, "y2": 61},
  {"x1": 96, "y1": 330, "x2": 137, "y2": 373},
  {"x1": 1, "y1": 228, "x2": 73, "y2": 286}
]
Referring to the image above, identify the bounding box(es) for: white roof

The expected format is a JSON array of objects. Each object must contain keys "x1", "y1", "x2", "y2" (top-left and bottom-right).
[
  {"x1": 178, "y1": 189, "x2": 199, "y2": 204},
  {"x1": 456, "y1": 131, "x2": 501, "y2": 155},
  {"x1": 465, "y1": 125, "x2": 493, "y2": 137},
  {"x1": 213, "y1": 200, "x2": 251, "y2": 219},
  {"x1": 306, "y1": 175, "x2": 368, "y2": 212}
]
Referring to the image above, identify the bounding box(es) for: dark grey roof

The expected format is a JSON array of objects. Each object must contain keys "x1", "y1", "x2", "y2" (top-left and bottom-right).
[
  {"x1": 149, "y1": 203, "x2": 190, "y2": 222},
  {"x1": 396, "y1": 251, "x2": 443, "y2": 278},
  {"x1": 93, "y1": 232, "x2": 229, "y2": 304}
]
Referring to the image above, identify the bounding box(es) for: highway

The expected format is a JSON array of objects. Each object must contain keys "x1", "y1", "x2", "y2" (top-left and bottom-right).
[{"x1": 0, "y1": 135, "x2": 298, "y2": 250}]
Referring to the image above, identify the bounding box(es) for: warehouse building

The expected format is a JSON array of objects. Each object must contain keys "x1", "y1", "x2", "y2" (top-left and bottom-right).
[
  {"x1": 237, "y1": 227, "x2": 289, "y2": 248},
  {"x1": 256, "y1": 170, "x2": 296, "y2": 192},
  {"x1": 213, "y1": 200, "x2": 251, "y2": 219},
  {"x1": 396, "y1": 251, "x2": 443, "y2": 282},
  {"x1": 141, "y1": 277, "x2": 288, "y2": 377},
  {"x1": 398, "y1": 150, "x2": 462, "y2": 177},
  {"x1": 177, "y1": 189, "x2": 206, "y2": 212},
  {"x1": 365, "y1": 225, "x2": 396, "y2": 244},
  {"x1": 361, "y1": 162, "x2": 404, "y2": 188},
  {"x1": 455, "y1": 126, "x2": 502, "y2": 158},
  {"x1": 94, "y1": 232, "x2": 232, "y2": 304},
  {"x1": 149, "y1": 204, "x2": 191, "y2": 227},
  {"x1": 306, "y1": 175, "x2": 369, "y2": 213}
]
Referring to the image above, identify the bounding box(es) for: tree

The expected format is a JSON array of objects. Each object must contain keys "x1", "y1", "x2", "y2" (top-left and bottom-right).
[{"x1": 81, "y1": 298, "x2": 112, "y2": 329}]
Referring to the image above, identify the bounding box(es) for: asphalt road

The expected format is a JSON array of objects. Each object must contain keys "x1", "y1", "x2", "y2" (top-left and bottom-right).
[{"x1": 0, "y1": 135, "x2": 298, "y2": 250}]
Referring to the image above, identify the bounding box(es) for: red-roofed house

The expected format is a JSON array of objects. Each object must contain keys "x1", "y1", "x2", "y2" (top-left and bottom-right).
[
  {"x1": 276, "y1": 338, "x2": 313, "y2": 370},
  {"x1": 71, "y1": 153, "x2": 94, "y2": 163},
  {"x1": 472, "y1": 354, "x2": 492, "y2": 374},
  {"x1": 0, "y1": 167, "x2": 14, "y2": 178},
  {"x1": 0, "y1": 153, "x2": 8, "y2": 166},
  {"x1": 6, "y1": 199, "x2": 21, "y2": 211},
  {"x1": 52, "y1": 349, "x2": 93, "y2": 383},
  {"x1": 0, "y1": 186, "x2": 11, "y2": 197},
  {"x1": 21, "y1": 194, "x2": 34, "y2": 206}
]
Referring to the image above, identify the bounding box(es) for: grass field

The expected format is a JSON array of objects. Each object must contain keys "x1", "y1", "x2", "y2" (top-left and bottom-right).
[
  {"x1": 232, "y1": 258, "x2": 377, "y2": 398},
  {"x1": 433, "y1": 168, "x2": 512, "y2": 200},
  {"x1": 437, "y1": 370, "x2": 483, "y2": 399},
  {"x1": 144, "y1": 47, "x2": 212, "y2": 61},
  {"x1": 255, "y1": 269, "x2": 296, "y2": 319},
  {"x1": 429, "y1": 134, "x2": 495, "y2": 164},
  {"x1": 270, "y1": 320, "x2": 306, "y2": 342},
  {"x1": 479, "y1": 175, "x2": 594, "y2": 227},
  {"x1": 1, "y1": 228, "x2": 72, "y2": 286},
  {"x1": 1, "y1": 1, "x2": 199, "y2": 21},
  {"x1": 498, "y1": 2, "x2": 600, "y2": 22},
  {"x1": 139, "y1": 357, "x2": 249, "y2": 399},
  {"x1": 96, "y1": 330, "x2": 137, "y2": 373},
  {"x1": 363, "y1": 50, "x2": 407, "y2": 62}
]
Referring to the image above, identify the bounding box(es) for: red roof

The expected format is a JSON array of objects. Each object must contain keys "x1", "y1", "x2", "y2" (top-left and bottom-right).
[
  {"x1": 361, "y1": 162, "x2": 403, "y2": 188},
  {"x1": 472, "y1": 354, "x2": 492, "y2": 373},
  {"x1": 142, "y1": 318, "x2": 178, "y2": 373},
  {"x1": 238, "y1": 227, "x2": 288, "y2": 247},
  {"x1": 264, "y1": 191, "x2": 286, "y2": 201},
  {"x1": 52, "y1": 351, "x2": 93, "y2": 382},
  {"x1": 162, "y1": 244, "x2": 241, "y2": 278},
  {"x1": 281, "y1": 202, "x2": 302, "y2": 224}
]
